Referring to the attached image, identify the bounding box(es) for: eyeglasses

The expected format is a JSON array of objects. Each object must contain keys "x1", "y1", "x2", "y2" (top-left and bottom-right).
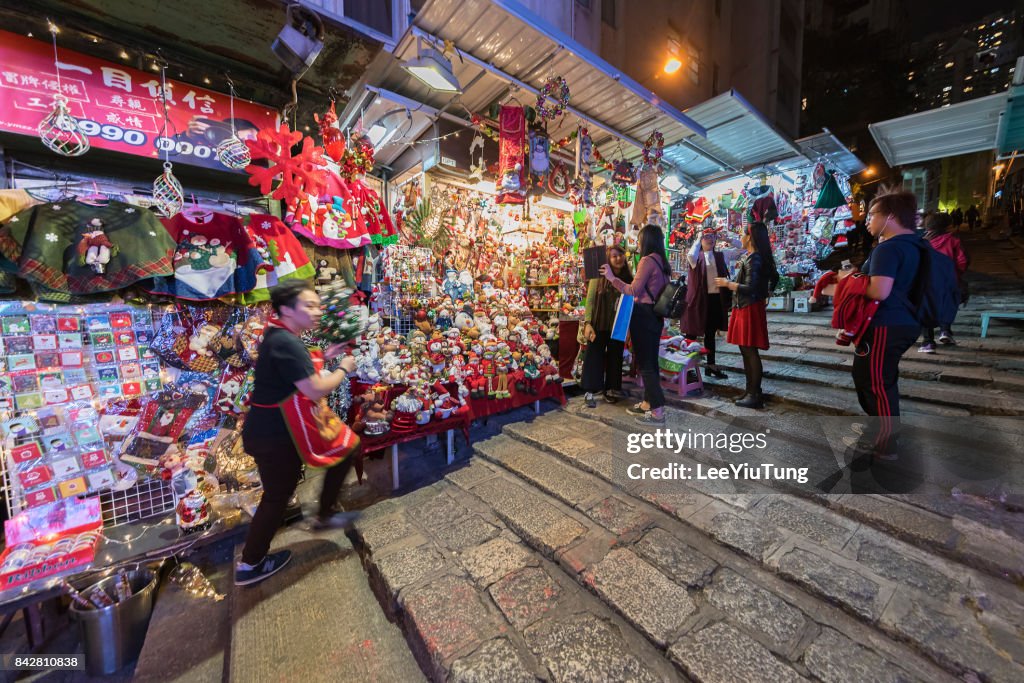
[{"x1": 867, "y1": 211, "x2": 881, "y2": 217}]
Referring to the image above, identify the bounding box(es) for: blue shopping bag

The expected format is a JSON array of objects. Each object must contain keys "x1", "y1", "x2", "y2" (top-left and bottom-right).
[{"x1": 611, "y1": 294, "x2": 633, "y2": 342}]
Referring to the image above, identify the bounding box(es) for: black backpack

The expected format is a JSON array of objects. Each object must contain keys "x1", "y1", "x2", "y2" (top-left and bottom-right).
[
  {"x1": 901, "y1": 240, "x2": 961, "y2": 328},
  {"x1": 653, "y1": 278, "x2": 687, "y2": 318}
]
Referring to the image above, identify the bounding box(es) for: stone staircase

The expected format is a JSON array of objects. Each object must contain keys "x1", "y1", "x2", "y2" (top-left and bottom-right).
[
  {"x1": 693, "y1": 306, "x2": 1024, "y2": 417},
  {"x1": 349, "y1": 404, "x2": 1024, "y2": 682}
]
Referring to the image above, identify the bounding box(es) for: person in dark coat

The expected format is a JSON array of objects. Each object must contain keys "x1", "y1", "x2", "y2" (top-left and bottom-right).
[{"x1": 680, "y1": 229, "x2": 731, "y2": 378}]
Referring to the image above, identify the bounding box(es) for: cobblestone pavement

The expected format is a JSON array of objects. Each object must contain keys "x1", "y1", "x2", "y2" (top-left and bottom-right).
[{"x1": 352, "y1": 400, "x2": 1024, "y2": 682}]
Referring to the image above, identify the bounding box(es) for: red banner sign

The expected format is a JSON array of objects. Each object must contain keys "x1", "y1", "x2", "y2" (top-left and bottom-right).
[{"x1": 0, "y1": 31, "x2": 278, "y2": 171}]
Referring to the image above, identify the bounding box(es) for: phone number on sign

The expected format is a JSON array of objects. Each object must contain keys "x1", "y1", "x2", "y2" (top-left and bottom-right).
[
  {"x1": 2, "y1": 654, "x2": 84, "y2": 670},
  {"x1": 73, "y1": 121, "x2": 224, "y2": 161}
]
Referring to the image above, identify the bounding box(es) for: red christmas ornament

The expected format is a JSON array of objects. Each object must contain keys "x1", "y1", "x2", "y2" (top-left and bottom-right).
[
  {"x1": 244, "y1": 125, "x2": 327, "y2": 206},
  {"x1": 315, "y1": 102, "x2": 345, "y2": 162}
]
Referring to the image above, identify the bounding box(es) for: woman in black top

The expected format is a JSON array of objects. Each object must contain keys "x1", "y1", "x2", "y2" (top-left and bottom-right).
[
  {"x1": 715, "y1": 222, "x2": 777, "y2": 409},
  {"x1": 236, "y1": 280, "x2": 358, "y2": 587}
]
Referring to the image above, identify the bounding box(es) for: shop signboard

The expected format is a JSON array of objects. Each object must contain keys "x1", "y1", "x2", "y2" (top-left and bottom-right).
[
  {"x1": 434, "y1": 118, "x2": 498, "y2": 178},
  {"x1": 0, "y1": 31, "x2": 278, "y2": 171}
]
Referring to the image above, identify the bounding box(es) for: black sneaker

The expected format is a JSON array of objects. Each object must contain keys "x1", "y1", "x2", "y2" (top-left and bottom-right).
[
  {"x1": 626, "y1": 402, "x2": 647, "y2": 416},
  {"x1": 235, "y1": 550, "x2": 292, "y2": 586},
  {"x1": 938, "y1": 331, "x2": 955, "y2": 345},
  {"x1": 584, "y1": 392, "x2": 597, "y2": 409},
  {"x1": 706, "y1": 367, "x2": 727, "y2": 379},
  {"x1": 603, "y1": 391, "x2": 621, "y2": 404}
]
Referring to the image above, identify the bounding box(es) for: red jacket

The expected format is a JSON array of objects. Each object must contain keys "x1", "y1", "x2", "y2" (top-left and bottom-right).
[
  {"x1": 927, "y1": 232, "x2": 968, "y2": 280},
  {"x1": 831, "y1": 273, "x2": 880, "y2": 347}
]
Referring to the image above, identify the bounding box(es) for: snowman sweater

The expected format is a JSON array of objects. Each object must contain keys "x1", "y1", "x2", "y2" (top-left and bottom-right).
[{"x1": 142, "y1": 213, "x2": 267, "y2": 301}]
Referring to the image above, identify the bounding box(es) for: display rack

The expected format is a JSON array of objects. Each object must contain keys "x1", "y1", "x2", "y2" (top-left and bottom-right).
[{"x1": 379, "y1": 245, "x2": 434, "y2": 335}]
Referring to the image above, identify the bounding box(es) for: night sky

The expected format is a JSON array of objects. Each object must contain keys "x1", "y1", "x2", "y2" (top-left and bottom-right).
[{"x1": 906, "y1": 0, "x2": 1023, "y2": 39}]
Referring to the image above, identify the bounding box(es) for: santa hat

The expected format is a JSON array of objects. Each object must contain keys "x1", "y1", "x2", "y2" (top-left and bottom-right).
[{"x1": 834, "y1": 234, "x2": 848, "y2": 248}]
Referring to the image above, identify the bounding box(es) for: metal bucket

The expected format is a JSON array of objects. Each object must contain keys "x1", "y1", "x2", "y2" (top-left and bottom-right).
[{"x1": 70, "y1": 567, "x2": 158, "y2": 676}]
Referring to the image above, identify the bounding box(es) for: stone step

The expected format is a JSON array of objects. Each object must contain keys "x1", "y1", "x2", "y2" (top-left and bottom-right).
[
  {"x1": 491, "y1": 410, "x2": 1024, "y2": 682},
  {"x1": 702, "y1": 352, "x2": 1024, "y2": 416},
  {"x1": 229, "y1": 497, "x2": 424, "y2": 682},
  {"x1": 541, "y1": 405, "x2": 1024, "y2": 581},
  {"x1": 350, "y1": 473, "x2": 685, "y2": 682},
  {"x1": 132, "y1": 552, "x2": 232, "y2": 683}
]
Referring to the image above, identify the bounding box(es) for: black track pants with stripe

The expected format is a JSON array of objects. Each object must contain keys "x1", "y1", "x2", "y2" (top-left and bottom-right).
[{"x1": 851, "y1": 325, "x2": 919, "y2": 452}]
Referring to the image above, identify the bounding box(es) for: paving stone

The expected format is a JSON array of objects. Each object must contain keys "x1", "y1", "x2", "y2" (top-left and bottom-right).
[
  {"x1": 705, "y1": 493, "x2": 765, "y2": 510},
  {"x1": 446, "y1": 461, "x2": 499, "y2": 490},
  {"x1": 435, "y1": 515, "x2": 501, "y2": 552},
  {"x1": 760, "y1": 498, "x2": 856, "y2": 550},
  {"x1": 556, "y1": 527, "x2": 617, "y2": 575},
  {"x1": 583, "y1": 548, "x2": 695, "y2": 647},
  {"x1": 359, "y1": 516, "x2": 420, "y2": 552},
  {"x1": 376, "y1": 544, "x2": 447, "y2": 595},
  {"x1": 704, "y1": 569, "x2": 805, "y2": 650},
  {"x1": 830, "y1": 495, "x2": 955, "y2": 548},
  {"x1": 489, "y1": 566, "x2": 563, "y2": 630},
  {"x1": 478, "y1": 436, "x2": 605, "y2": 507},
  {"x1": 460, "y1": 537, "x2": 537, "y2": 586},
  {"x1": 668, "y1": 622, "x2": 807, "y2": 683},
  {"x1": 776, "y1": 547, "x2": 885, "y2": 622},
  {"x1": 585, "y1": 496, "x2": 651, "y2": 536},
  {"x1": 524, "y1": 613, "x2": 660, "y2": 683},
  {"x1": 633, "y1": 528, "x2": 718, "y2": 588},
  {"x1": 449, "y1": 638, "x2": 536, "y2": 683},
  {"x1": 881, "y1": 592, "x2": 1024, "y2": 683},
  {"x1": 636, "y1": 489, "x2": 714, "y2": 520},
  {"x1": 803, "y1": 627, "x2": 920, "y2": 683},
  {"x1": 357, "y1": 498, "x2": 401, "y2": 523},
  {"x1": 471, "y1": 478, "x2": 587, "y2": 556},
  {"x1": 403, "y1": 574, "x2": 503, "y2": 675},
  {"x1": 409, "y1": 492, "x2": 470, "y2": 528},
  {"x1": 852, "y1": 538, "x2": 960, "y2": 598},
  {"x1": 705, "y1": 510, "x2": 787, "y2": 560}
]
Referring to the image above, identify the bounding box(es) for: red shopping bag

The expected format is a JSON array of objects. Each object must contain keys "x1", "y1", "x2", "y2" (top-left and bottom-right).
[{"x1": 279, "y1": 391, "x2": 360, "y2": 468}]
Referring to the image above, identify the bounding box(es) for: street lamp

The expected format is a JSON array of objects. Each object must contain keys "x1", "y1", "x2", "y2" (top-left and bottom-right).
[{"x1": 664, "y1": 38, "x2": 683, "y2": 74}]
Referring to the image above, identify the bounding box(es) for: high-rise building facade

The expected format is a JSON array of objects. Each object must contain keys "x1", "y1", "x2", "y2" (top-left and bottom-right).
[{"x1": 907, "y1": 10, "x2": 1022, "y2": 111}]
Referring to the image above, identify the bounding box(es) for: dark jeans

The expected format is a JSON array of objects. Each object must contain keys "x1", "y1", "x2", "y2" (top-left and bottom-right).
[
  {"x1": 921, "y1": 325, "x2": 952, "y2": 343},
  {"x1": 582, "y1": 329, "x2": 625, "y2": 394},
  {"x1": 704, "y1": 293, "x2": 724, "y2": 365},
  {"x1": 630, "y1": 302, "x2": 665, "y2": 410},
  {"x1": 852, "y1": 325, "x2": 919, "y2": 453},
  {"x1": 240, "y1": 435, "x2": 355, "y2": 565}
]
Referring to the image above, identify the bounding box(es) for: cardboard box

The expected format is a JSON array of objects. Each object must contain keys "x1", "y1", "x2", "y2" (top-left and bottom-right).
[{"x1": 766, "y1": 296, "x2": 790, "y2": 312}]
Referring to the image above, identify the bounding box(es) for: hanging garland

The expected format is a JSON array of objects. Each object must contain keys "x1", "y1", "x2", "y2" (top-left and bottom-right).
[
  {"x1": 535, "y1": 77, "x2": 571, "y2": 120},
  {"x1": 642, "y1": 131, "x2": 664, "y2": 169}
]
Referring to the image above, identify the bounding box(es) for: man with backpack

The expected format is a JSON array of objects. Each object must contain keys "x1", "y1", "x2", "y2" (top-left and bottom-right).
[
  {"x1": 919, "y1": 213, "x2": 968, "y2": 352},
  {"x1": 844, "y1": 189, "x2": 924, "y2": 458}
]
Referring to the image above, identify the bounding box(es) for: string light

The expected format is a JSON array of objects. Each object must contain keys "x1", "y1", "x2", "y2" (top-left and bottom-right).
[{"x1": 118, "y1": 50, "x2": 129, "y2": 60}]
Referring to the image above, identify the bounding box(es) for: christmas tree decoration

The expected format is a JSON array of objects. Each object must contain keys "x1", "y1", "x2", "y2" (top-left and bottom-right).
[
  {"x1": 641, "y1": 131, "x2": 664, "y2": 171},
  {"x1": 215, "y1": 79, "x2": 252, "y2": 170},
  {"x1": 245, "y1": 125, "x2": 327, "y2": 205},
  {"x1": 337, "y1": 131, "x2": 375, "y2": 180},
  {"x1": 317, "y1": 283, "x2": 369, "y2": 343},
  {"x1": 168, "y1": 562, "x2": 225, "y2": 601},
  {"x1": 153, "y1": 162, "x2": 185, "y2": 217},
  {"x1": 535, "y1": 77, "x2": 570, "y2": 120},
  {"x1": 815, "y1": 170, "x2": 847, "y2": 209}
]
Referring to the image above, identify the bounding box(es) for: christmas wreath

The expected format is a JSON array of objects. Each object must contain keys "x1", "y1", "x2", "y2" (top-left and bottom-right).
[
  {"x1": 536, "y1": 77, "x2": 570, "y2": 120},
  {"x1": 642, "y1": 131, "x2": 664, "y2": 169}
]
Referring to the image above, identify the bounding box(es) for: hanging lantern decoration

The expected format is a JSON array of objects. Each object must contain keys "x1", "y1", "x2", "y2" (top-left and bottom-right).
[
  {"x1": 617, "y1": 185, "x2": 635, "y2": 209},
  {"x1": 216, "y1": 78, "x2": 251, "y2": 170},
  {"x1": 152, "y1": 65, "x2": 183, "y2": 216},
  {"x1": 153, "y1": 161, "x2": 185, "y2": 217},
  {"x1": 38, "y1": 23, "x2": 89, "y2": 157},
  {"x1": 38, "y1": 94, "x2": 90, "y2": 157}
]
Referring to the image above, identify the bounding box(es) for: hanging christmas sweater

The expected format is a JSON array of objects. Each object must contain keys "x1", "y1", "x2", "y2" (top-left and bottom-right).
[
  {"x1": 236, "y1": 214, "x2": 316, "y2": 304},
  {"x1": 349, "y1": 178, "x2": 398, "y2": 245},
  {"x1": 0, "y1": 200, "x2": 174, "y2": 294},
  {"x1": 286, "y1": 166, "x2": 371, "y2": 249},
  {"x1": 142, "y1": 213, "x2": 267, "y2": 301}
]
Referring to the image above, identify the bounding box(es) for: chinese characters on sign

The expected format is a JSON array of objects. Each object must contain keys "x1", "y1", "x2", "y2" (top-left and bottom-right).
[{"x1": 0, "y1": 31, "x2": 278, "y2": 171}]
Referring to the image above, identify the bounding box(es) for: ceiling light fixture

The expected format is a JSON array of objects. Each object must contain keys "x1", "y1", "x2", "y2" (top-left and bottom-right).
[{"x1": 401, "y1": 39, "x2": 461, "y2": 93}]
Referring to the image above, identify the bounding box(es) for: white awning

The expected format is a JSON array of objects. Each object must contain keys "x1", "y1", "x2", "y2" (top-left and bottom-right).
[
  {"x1": 664, "y1": 90, "x2": 806, "y2": 187},
  {"x1": 340, "y1": 0, "x2": 711, "y2": 182},
  {"x1": 869, "y1": 93, "x2": 1008, "y2": 166}
]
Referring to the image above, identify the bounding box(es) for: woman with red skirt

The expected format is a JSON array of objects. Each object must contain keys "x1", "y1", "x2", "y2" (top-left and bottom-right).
[{"x1": 715, "y1": 222, "x2": 778, "y2": 409}]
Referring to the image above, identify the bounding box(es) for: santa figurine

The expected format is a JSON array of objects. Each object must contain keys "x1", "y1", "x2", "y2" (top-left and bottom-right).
[{"x1": 78, "y1": 220, "x2": 118, "y2": 273}]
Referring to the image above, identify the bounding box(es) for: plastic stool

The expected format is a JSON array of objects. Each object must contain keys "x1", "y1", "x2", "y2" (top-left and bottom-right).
[{"x1": 637, "y1": 354, "x2": 704, "y2": 396}]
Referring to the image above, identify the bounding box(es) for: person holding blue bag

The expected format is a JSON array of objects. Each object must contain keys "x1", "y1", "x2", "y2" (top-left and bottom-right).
[
  {"x1": 602, "y1": 224, "x2": 671, "y2": 425},
  {"x1": 580, "y1": 237, "x2": 633, "y2": 408}
]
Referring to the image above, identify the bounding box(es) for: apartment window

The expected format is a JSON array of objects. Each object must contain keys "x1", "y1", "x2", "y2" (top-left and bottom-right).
[
  {"x1": 601, "y1": 0, "x2": 616, "y2": 27},
  {"x1": 687, "y1": 42, "x2": 700, "y2": 85},
  {"x1": 801, "y1": 97, "x2": 808, "y2": 111}
]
